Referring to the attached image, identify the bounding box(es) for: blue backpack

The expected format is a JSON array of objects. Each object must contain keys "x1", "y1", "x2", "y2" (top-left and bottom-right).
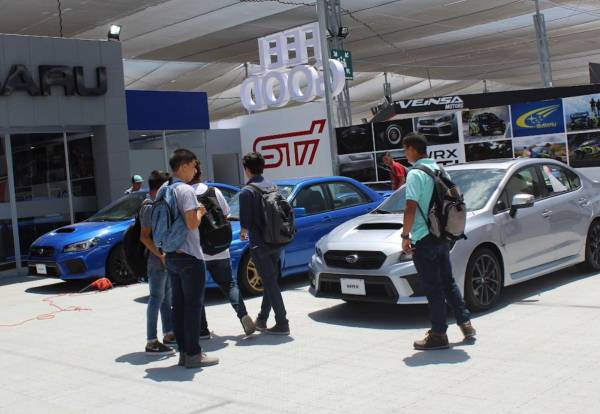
[{"x1": 151, "y1": 180, "x2": 188, "y2": 253}]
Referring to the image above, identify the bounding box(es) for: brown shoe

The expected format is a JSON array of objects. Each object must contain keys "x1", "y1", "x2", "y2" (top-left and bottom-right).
[
  {"x1": 459, "y1": 321, "x2": 476, "y2": 339},
  {"x1": 413, "y1": 330, "x2": 449, "y2": 350}
]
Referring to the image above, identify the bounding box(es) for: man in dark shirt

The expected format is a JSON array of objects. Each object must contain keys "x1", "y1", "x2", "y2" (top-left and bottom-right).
[{"x1": 239, "y1": 152, "x2": 289, "y2": 335}]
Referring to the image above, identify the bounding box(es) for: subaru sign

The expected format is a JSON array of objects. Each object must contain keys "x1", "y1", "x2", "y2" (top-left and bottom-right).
[{"x1": 511, "y1": 99, "x2": 565, "y2": 137}]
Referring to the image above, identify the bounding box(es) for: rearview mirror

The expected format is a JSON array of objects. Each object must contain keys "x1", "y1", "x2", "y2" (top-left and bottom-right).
[
  {"x1": 293, "y1": 207, "x2": 307, "y2": 218},
  {"x1": 509, "y1": 194, "x2": 534, "y2": 218}
]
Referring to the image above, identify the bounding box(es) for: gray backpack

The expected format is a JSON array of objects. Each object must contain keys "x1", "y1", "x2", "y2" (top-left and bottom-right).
[{"x1": 413, "y1": 165, "x2": 467, "y2": 241}]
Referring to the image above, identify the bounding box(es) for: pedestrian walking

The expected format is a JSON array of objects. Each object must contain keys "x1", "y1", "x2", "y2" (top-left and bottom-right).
[
  {"x1": 382, "y1": 152, "x2": 407, "y2": 190},
  {"x1": 139, "y1": 170, "x2": 176, "y2": 354},
  {"x1": 152, "y1": 149, "x2": 219, "y2": 368},
  {"x1": 188, "y1": 169, "x2": 256, "y2": 338},
  {"x1": 400, "y1": 133, "x2": 476, "y2": 350},
  {"x1": 125, "y1": 174, "x2": 144, "y2": 194},
  {"x1": 239, "y1": 152, "x2": 291, "y2": 335}
]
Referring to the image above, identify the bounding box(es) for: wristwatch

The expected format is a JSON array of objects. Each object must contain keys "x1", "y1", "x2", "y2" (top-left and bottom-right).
[{"x1": 401, "y1": 233, "x2": 410, "y2": 240}]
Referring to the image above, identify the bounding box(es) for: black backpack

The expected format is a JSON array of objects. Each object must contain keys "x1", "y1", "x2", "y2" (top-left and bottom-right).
[
  {"x1": 123, "y1": 199, "x2": 152, "y2": 279},
  {"x1": 247, "y1": 183, "x2": 296, "y2": 246},
  {"x1": 412, "y1": 165, "x2": 467, "y2": 242},
  {"x1": 197, "y1": 187, "x2": 232, "y2": 255}
]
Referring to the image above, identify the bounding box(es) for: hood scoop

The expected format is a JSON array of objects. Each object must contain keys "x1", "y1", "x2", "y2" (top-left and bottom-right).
[
  {"x1": 55, "y1": 227, "x2": 76, "y2": 233},
  {"x1": 356, "y1": 222, "x2": 402, "y2": 230}
]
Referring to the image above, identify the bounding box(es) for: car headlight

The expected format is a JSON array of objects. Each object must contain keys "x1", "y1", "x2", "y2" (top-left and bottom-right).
[
  {"x1": 438, "y1": 115, "x2": 452, "y2": 123},
  {"x1": 398, "y1": 251, "x2": 413, "y2": 262},
  {"x1": 64, "y1": 237, "x2": 100, "y2": 252}
]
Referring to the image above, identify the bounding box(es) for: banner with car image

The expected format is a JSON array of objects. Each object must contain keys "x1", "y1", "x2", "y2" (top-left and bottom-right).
[
  {"x1": 413, "y1": 112, "x2": 461, "y2": 145},
  {"x1": 513, "y1": 133, "x2": 568, "y2": 163},
  {"x1": 563, "y1": 93, "x2": 600, "y2": 132},
  {"x1": 463, "y1": 106, "x2": 512, "y2": 142},
  {"x1": 567, "y1": 132, "x2": 600, "y2": 168},
  {"x1": 465, "y1": 140, "x2": 513, "y2": 162}
]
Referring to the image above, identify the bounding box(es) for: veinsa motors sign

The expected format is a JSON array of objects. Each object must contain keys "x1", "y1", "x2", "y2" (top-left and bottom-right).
[
  {"x1": 0, "y1": 64, "x2": 107, "y2": 97},
  {"x1": 511, "y1": 99, "x2": 565, "y2": 137},
  {"x1": 240, "y1": 23, "x2": 345, "y2": 111}
]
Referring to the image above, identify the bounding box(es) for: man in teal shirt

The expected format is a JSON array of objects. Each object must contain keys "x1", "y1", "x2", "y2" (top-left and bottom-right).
[{"x1": 401, "y1": 133, "x2": 475, "y2": 350}]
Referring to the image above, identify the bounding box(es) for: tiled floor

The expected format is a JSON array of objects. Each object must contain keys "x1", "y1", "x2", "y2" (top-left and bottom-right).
[{"x1": 1, "y1": 268, "x2": 599, "y2": 413}]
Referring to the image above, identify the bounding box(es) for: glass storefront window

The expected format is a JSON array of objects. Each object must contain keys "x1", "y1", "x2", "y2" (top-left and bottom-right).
[
  {"x1": 67, "y1": 134, "x2": 96, "y2": 197},
  {"x1": 0, "y1": 135, "x2": 16, "y2": 267}
]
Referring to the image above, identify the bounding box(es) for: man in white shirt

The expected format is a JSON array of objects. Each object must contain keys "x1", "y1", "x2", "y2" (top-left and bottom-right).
[{"x1": 190, "y1": 171, "x2": 256, "y2": 338}]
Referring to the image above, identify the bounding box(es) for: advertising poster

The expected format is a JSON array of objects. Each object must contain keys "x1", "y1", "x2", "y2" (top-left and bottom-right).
[
  {"x1": 465, "y1": 140, "x2": 513, "y2": 162},
  {"x1": 336, "y1": 124, "x2": 374, "y2": 155},
  {"x1": 462, "y1": 106, "x2": 512, "y2": 142},
  {"x1": 338, "y1": 152, "x2": 376, "y2": 182},
  {"x1": 513, "y1": 133, "x2": 568, "y2": 163},
  {"x1": 563, "y1": 93, "x2": 600, "y2": 132},
  {"x1": 413, "y1": 111, "x2": 460, "y2": 145},
  {"x1": 428, "y1": 143, "x2": 465, "y2": 166},
  {"x1": 373, "y1": 119, "x2": 414, "y2": 151},
  {"x1": 240, "y1": 102, "x2": 334, "y2": 180},
  {"x1": 567, "y1": 131, "x2": 600, "y2": 168},
  {"x1": 511, "y1": 99, "x2": 565, "y2": 137}
]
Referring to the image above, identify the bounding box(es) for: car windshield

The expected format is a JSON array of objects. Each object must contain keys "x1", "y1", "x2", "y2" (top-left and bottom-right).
[
  {"x1": 228, "y1": 185, "x2": 295, "y2": 220},
  {"x1": 374, "y1": 168, "x2": 505, "y2": 214},
  {"x1": 87, "y1": 192, "x2": 147, "y2": 222}
]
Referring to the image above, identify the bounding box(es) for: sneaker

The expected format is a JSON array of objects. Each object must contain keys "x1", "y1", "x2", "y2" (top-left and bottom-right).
[
  {"x1": 145, "y1": 340, "x2": 175, "y2": 355},
  {"x1": 185, "y1": 352, "x2": 220, "y2": 369},
  {"x1": 241, "y1": 315, "x2": 256, "y2": 336},
  {"x1": 265, "y1": 323, "x2": 290, "y2": 336},
  {"x1": 178, "y1": 352, "x2": 186, "y2": 367},
  {"x1": 413, "y1": 331, "x2": 450, "y2": 350},
  {"x1": 163, "y1": 333, "x2": 177, "y2": 346},
  {"x1": 254, "y1": 318, "x2": 267, "y2": 332},
  {"x1": 199, "y1": 330, "x2": 211, "y2": 340},
  {"x1": 459, "y1": 321, "x2": 477, "y2": 339}
]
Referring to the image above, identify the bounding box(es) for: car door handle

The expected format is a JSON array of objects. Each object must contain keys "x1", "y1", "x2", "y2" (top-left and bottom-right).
[
  {"x1": 322, "y1": 216, "x2": 333, "y2": 222},
  {"x1": 578, "y1": 198, "x2": 591, "y2": 207},
  {"x1": 541, "y1": 210, "x2": 552, "y2": 218}
]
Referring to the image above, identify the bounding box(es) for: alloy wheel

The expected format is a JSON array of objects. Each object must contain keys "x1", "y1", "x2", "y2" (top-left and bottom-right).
[
  {"x1": 470, "y1": 253, "x2": 501, "y2": 308},
  {"x1": 589, "y1": 223, "x2": 600, "y2": 268},
  {"x1": 247, "y1": 258, "x2": 263, "y2": 291}
]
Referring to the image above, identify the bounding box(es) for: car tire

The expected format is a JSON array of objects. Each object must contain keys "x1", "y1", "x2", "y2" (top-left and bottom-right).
[
  {"x1": 580, "y1": 220, "x2": 600, "y2": 271},
  {"x1": 464, "y1": 247, "x2": 503, "y2": 312},
  {"x1": 106, "y1": 244, "x2": 137, "y2": 285},
  {"x1": 238, "y1": 252, "x2": 264, "y2": 295}
]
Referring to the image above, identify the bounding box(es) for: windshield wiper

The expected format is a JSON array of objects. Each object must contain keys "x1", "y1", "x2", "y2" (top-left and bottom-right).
[{"x1": 373, "y1": 209, "x2": 391, "y2": 214}]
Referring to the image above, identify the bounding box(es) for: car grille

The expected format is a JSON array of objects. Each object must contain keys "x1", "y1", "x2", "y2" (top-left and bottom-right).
[
  {"x1": 29, "y1": 246, "x2": 55, "y2": 258},
  {"x1": 419, "y1": 119, "x2": 434, "y2": 126},
  {"x1": 324, "y1": 250, "x2": 386, "y2": 270},
  {"x1": 318, "y1": 273, "x2": 399, "y2": 303}
]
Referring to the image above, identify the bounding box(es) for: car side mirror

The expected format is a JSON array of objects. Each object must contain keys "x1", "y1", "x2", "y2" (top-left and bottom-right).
[
  {"x1": 509, "y1": 194, "x2": 535, "y2": 218},
  {"x1": 293, "y1": 207, "x2": 307, "y2": 218}
]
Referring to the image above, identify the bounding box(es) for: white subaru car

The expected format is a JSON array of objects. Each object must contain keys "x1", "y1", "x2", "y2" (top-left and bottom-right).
[{"x1": 309, "y1": 159, "x2": 600, "y2": 311}]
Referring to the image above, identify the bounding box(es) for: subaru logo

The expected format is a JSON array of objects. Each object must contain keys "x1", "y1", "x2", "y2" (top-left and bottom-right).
[
  {"x1": 38, "y1": 248, "x2": 44, "y2": 255},
  {"x1": 345, "y1": 254, "x2": 359, "y2": 264}
]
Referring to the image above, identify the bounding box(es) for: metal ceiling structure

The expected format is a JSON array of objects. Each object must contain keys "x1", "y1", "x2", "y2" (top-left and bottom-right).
[{"x1": 3, "y1": 0, "x2": 600, "y2": 123}]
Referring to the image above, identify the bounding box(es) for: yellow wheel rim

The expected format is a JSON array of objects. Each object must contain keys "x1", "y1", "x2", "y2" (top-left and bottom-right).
[{"x1": 247, "y1": 258, "x2": 263, "y2": 291}]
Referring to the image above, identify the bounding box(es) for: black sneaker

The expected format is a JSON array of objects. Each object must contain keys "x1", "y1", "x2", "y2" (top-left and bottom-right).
[
  {"x1": 254, "y1": 318, "x2": 267, "y2": 332},
  {"x1": 145, "y1": 341, "x2": 175, "y2": 355},
  {"x1": 265, "y1": 323, "x2": 290, "y2": 335},
  {"x1": 199, "y1": 329, "x2": 211, "y2": 340}
]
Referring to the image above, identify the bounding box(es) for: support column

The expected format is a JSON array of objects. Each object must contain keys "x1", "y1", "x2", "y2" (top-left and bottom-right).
[
  {"x1": 62, "y1": 132, "x2": 75, "y2": 224},
  {"x1": 533, "y1": 0, "x2": 553, "y2": 87},
  {"x1": 4, "y1": 133, "x2": 21, "y2": 274},
  {"x1": 327, "y1": 0, "x2": 352, "y2": 127}
]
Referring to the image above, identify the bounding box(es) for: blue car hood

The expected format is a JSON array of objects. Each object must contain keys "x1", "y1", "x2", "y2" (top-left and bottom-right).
[{"x1": 32, "y1": 220, "x2": 133, "y2": 248}]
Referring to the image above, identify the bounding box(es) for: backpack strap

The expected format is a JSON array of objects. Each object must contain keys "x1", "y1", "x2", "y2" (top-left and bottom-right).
[
  {"x1": 411, "y1": 164, "x2": 442, "y2": 227},
  {"x1": 247, "y1": 183, "x2": 277, "y2": 194}
]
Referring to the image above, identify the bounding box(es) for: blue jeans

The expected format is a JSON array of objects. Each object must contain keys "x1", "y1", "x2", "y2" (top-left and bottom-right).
[
  {"x1": 412, "y1": 235, "x2": 471, "y2": 334},
  {"x1": 251, "y1": 245, "x2": 288, "y2": 326},
  {"x1": 165, "y1": 252, "x2": 205, "y2": 356},
  {"x1": 146, "y1": 267, "x2": 173, "y2": 341},
  {"x1": 200, "y1": 258, "x2": 248, "y2": 331}
]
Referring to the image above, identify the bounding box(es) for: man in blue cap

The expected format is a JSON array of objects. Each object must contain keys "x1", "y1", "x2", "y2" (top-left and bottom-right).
[{"x1": 125, "y1": 174, "x2": 144, "y2": 194}]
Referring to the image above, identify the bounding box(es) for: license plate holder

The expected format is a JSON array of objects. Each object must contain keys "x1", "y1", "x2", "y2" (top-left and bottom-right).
[
  {"x1": 340, "y1": 278, "x2": 366, "y2": 295},
  {"x1": 35, "y1": 264, "x2": 47, "y2": 275}
]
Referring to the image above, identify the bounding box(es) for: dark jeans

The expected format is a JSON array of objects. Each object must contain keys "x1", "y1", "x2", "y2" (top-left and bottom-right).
[
  {"x1": 200, "y1": 258, "x2": 248, "y2": 331},
  {"x1": 412, "y1": 235, "x2": 471, "y2": 334},
  {"x1": 165, "y1": 252, "x2": 205, "y2": 356},
  {"x1": 251, "y1": 245, "x2": 288, "y2": 326}
]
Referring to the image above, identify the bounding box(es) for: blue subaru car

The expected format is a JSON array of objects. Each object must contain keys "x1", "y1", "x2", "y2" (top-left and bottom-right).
[
  {"x1": 27, "y1": 183, "x2": 240, "y2": 285},
  {"x1": 227, "y1": 176, "x2": 383, "y2": 294}
]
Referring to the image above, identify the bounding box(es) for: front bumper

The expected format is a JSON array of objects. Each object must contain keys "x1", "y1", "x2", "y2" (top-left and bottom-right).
[
  {"x1": 308, "y1": 255, "x2": 427, "y2": 304},
  {"x1": 27, "y1": 244, "x2": 111, "y2": 280}
]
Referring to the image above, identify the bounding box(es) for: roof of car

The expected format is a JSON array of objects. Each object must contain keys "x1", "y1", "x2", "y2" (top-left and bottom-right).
[{"x1": 274, "y1": 176, "x2": 354, "y2": 186}]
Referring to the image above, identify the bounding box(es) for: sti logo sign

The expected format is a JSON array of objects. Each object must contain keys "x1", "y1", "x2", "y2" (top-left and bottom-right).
[
  {"x1": 253, "y1": 119, "x2": 325, "y2": 169},
  {"x1": 240, "y1": 23, "x2": 345, "y2": 111}
]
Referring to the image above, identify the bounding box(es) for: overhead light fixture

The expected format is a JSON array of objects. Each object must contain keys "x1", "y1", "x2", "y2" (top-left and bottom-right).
[
  {"x1": 338, "y1": 27, "x2": 350, "y2": 39},
  {"x1": 107, "y1": 24, "x2": 122, "y2": 41}
]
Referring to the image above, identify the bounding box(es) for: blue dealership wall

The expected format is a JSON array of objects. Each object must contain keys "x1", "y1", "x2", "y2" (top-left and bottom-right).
[{"x1": 126, "y1": 90, "x2": 210, "y2": 131}]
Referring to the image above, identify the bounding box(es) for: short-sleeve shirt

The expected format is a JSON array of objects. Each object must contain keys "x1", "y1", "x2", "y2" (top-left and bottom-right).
[
  {"x1": 405, "y1": 158, "x2": 440, "y2": 243},
  {"x1": 193, "y1": 183, "x2": 231, "y2": 261},
  {"x1": 390, "y1": 161, "x2": 406, "y2": 190},
  {"x1": 139, "y1": 195, "x2": 163, "y2": 273},
  {"x1": 170, "y1": 178, "x2": 204, "y2": 261}
]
